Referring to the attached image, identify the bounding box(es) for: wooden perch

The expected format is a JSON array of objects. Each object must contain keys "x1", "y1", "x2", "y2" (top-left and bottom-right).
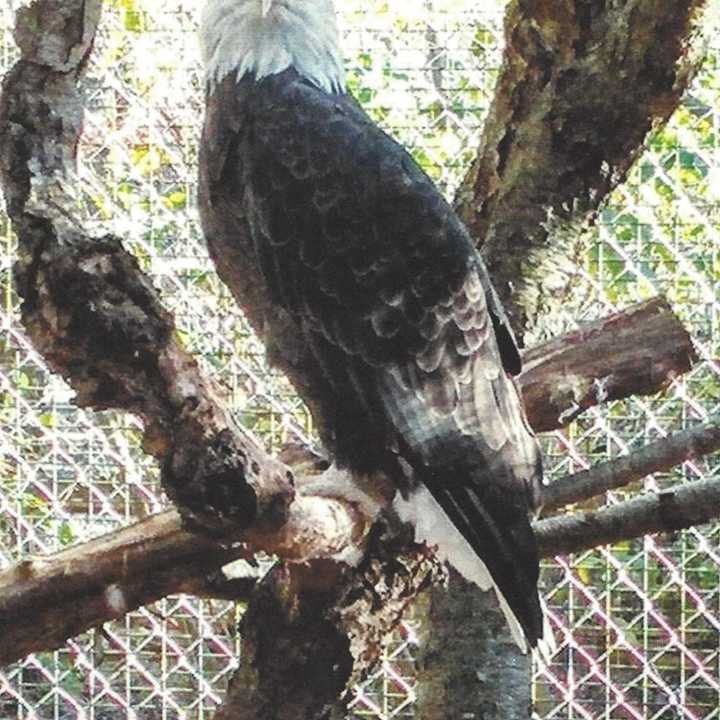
[
  {"x1": 543, "y1": 414, "x2": 720, "y2": 512},
  {"x1": 3, "y1": 374, "x2": 719, "y2": 668},
  {"x1": 2, "y1": 470, "x2": 717, "y2": 669},
  {"x1": 0, "y1": 470, "x2": 375, "y2": 667},
  {"x1": 0, "y1": 512, "x2": 229, "y2": 667}
]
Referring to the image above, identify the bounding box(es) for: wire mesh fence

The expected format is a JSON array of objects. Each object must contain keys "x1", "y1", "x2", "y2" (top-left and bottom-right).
[{"x1": 0, "y1": 1, "x2": 718, "y2": 718}]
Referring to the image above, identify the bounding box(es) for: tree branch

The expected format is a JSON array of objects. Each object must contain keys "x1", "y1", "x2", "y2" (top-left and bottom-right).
[
  {"x1": 518, "y1": 297, "x2": 698, "y2": 432},
  {"x1": 535, "y1": 477, "x2": 720, "y2": 558},
  {"x1": 0, "y1": 466, "x2": 375, "y2": 668},
  {"x1": 542, "y1": 415, "x2": 720, "y2": 512},
  {"x1": 454, "y1": 0, "x2": 710, "y2": 336},
  {"x1": 0, "y1": 1, "x2": 302, "y2": 534},
  {"x1": 0, "y1": 511, "x2": 229, "y2": 667},
  {"x1": 2, "y1": 415, "x2": 719, "y2": 668}
]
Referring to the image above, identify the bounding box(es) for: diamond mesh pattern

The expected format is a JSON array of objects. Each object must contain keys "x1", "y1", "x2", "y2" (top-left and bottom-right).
[{"x1": 0, "y1": 1, "x2": 718, "y2": 718}]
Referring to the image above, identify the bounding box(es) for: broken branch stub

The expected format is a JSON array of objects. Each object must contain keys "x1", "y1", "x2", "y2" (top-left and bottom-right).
[{"x1": 518, "y1": 298, "x2": 698, "y2": 433}]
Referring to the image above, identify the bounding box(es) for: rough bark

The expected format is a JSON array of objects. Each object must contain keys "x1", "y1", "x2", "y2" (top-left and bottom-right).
[
  {"x1": 0, "y1": 464, "x2": 376, "y2": 668},
  {"x1": 415, "y1": 566, "x2": 533, "y2": 720},
  {"x1": 4, "y1": 469, "x2": 720, "y2": 669},
  {"x1": 518, "y1": 297, "x2": 698, "y2": 432},
  {"x1": 0, "y1": 0, "x2": 300, "y2": 536},
  {"x1": 215, "y1": 535, "x2": 441, "y2": 720},
  {"x1": 417, "y1": 2, "x2": 711, "y2": 717},
  {"x1": 455, "y1": 0, "x2": 709, "y2": 335},
  {"x1": 0, "y1": 511, "x2": 242, "y2": 667},
  {"x1": 0, "y1": 307, "x2": 704, "y2": 670},
  {"x1": 0, "y1": 508, "x2": 442, "y2": 678}
]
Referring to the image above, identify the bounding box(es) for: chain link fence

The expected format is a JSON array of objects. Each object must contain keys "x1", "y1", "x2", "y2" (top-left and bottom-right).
[{"x1": 0, "y1": 1, "x2": 718, "y2": 718}]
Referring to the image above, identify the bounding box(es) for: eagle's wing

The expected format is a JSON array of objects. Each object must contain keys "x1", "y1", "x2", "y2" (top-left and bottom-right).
[{"x1": 203, "y1": 70, "x2": 544, "y2": 647}]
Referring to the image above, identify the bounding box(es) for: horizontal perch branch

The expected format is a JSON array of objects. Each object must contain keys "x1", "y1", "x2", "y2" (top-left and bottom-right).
[
  {"x1": 535, "y1": 477, "x2": 720, "y2": 558},
  {"x1": 3, "y1": 469, "x2": 719, "y2": 667},
  {"x1": 0, "y1": 466, "x2": 374, "y2": 667},
  {"x1": 0, "y1": 511, "x2": 228, "y2": 667},
  {"x1": 543, "y1": 414, "x2": 720, "y2": 512},
  {"x1": 0, "y1": 287, "x2": 701, "y2": 667}
]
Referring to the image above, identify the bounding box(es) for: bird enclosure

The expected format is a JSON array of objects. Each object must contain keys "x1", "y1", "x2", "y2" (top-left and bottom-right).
[{"x1": 0, "y1": 1, "x2": 719, "y2": 719}]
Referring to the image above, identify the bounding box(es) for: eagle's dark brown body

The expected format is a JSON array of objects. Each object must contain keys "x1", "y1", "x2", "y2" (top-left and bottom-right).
[{"x1": 199, "y1": 69, "x2": 544, "y2": 646}]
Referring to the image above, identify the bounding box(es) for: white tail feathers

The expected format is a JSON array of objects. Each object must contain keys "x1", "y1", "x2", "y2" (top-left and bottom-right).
[
  {"x1": 393, "y1": 484, "x2": 554, "y2": 656},
  {"x1": 533, "y1": 598, "x2": 558, "y2": 665},
  {"x1": 393, "y1": 483, "x2": 493, "y2": 590},
  {"x1": 494, "y1": 583, "x2": 529, "y2": 653}
]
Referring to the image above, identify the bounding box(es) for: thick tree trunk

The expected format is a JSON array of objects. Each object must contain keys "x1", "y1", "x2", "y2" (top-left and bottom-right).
[
  {"x1": 455, "y1": 0, "x2": 709, "y2": 336},
  {"x1": 416, "y1": 568, "x2": 533, "y2": 720},
  {"x1": 214, "y1": 540, "x2": 441, "y2": 720}
]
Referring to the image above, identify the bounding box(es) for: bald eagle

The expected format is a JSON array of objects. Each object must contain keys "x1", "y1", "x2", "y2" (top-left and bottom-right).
[{"x1": 198, "y1": 0, "x2": 546, "y2": 650}]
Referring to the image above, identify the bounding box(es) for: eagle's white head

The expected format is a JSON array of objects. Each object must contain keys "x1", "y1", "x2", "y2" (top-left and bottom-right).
[{"x1": 200, "y1": 0, "x2": 346, "y2": 93}]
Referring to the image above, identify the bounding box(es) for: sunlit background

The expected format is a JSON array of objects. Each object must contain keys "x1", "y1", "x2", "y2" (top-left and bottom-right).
[{"x1": 1, "y1": 1, "x2": 719, "y2": 718}]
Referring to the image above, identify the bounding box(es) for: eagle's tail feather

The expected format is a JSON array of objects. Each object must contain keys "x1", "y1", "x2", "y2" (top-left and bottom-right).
[
  {"x1": 533, "y1": 598, "x2": 558, "y2": 664},
  {"x1": 393, "y1": 481, "x2": 543, "y2": 652},
  {"x1": 495, "y1": 581, "x2": 530, "y2": 653},
  {"x1": 430, "y1": 469, "x2": 544, "y2": 648}
]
